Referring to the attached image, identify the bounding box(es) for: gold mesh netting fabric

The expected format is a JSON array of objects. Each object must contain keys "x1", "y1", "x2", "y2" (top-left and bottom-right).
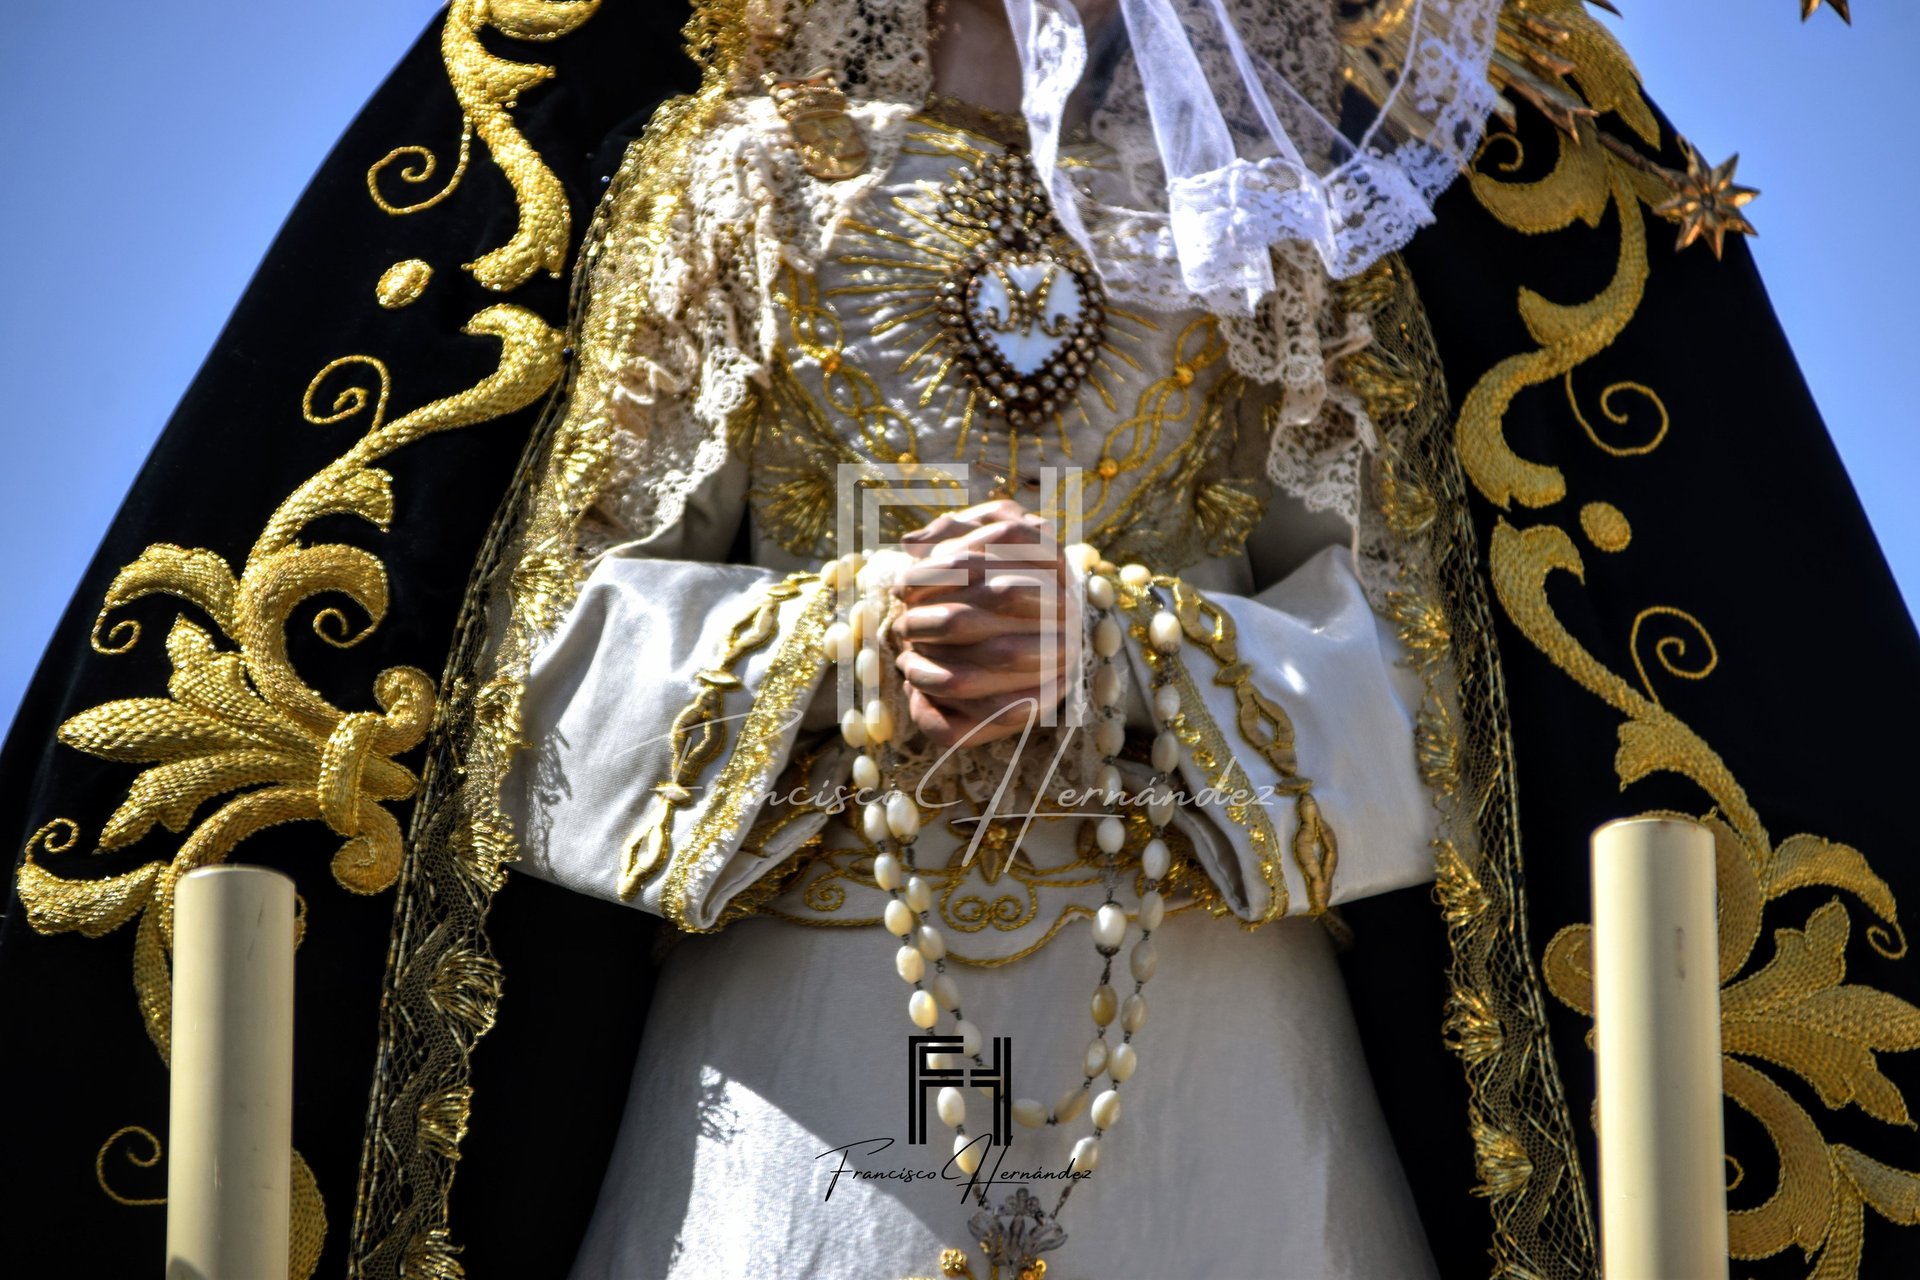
[{"x1": 1346, "y1": 254, "x2": 1599, "y2": 1279}]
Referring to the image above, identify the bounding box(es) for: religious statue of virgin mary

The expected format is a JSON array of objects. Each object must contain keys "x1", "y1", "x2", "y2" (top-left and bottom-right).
[{"x1": 3, "y1": 2, "x2": 1916, "y2": 1278}]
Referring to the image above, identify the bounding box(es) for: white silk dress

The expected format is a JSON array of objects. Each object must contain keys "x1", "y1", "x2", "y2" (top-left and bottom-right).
[{"x1": 501, "y1": 107, "x2": 1441, "y2": 1280}]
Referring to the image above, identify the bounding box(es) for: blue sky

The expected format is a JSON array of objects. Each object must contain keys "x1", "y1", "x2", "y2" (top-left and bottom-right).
[{"x1": 0, "y1": 1, "x2": 1913, "y2": 739}]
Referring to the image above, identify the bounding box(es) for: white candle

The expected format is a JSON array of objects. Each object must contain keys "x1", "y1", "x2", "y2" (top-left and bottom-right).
[
  {"x1": 167, "y1": 865, "x2": 296, "y2": 1280},
  {"x1": 1591, "y1": 816, "x2": 1728, "y2": 1279}
]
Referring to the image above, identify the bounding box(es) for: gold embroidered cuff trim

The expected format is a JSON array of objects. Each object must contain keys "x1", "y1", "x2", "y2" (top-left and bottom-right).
[
  {"x1": 620, "y1": 572, "x2": 815, "y2": 899},
  {"x1": 660, "y1": 573, "x2": 835, "y2": 932}
]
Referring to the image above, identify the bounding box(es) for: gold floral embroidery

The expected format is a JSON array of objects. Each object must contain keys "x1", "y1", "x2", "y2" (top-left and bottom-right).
[
  {"x1": 16, "y1": 306, "x2": 561, "y2": 1275},
  {"x1": 18, "y1": 309, "x2": 562, "y2": 1058},
  {"x1": 1502, "y1": 519, "x2": 1920, "y2": 1277}
]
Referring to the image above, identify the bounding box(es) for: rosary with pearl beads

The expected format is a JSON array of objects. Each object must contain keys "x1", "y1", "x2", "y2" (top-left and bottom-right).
[{"x1": 820, "y1": 542, "x2": 1189, "y2": 1280}]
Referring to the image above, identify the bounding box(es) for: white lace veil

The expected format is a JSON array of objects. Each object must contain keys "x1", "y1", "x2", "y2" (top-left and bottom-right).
[{"x1": 1008, "y1": 0, "x2": 1499, "y2": 315}]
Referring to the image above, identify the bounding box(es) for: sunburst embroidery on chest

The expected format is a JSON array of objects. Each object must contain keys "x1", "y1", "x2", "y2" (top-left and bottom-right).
[{"x1": 828, "y1": 128, "x2": 1150, "y2": 460}]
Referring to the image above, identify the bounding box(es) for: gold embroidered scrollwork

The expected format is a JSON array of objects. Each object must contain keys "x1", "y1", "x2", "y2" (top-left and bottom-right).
[
  {"x1": 368, "y1": 0, "x2": 602, "y2": 291},
  {"x1": 1503, "y1": 519, "x2": 1920, "y2": 1278},
  {"x1": 16, "y1": 304, "x2": 564, "y2": 1273}
]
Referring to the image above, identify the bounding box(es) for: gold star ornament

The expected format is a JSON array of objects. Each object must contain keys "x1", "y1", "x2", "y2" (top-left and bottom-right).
[
  {"x1": 1654, "y1": 143, "x2": 1759, "y2": 258},
  {"x1": 1800, "y1": 0, "x2": 1853, "y2": 23}
]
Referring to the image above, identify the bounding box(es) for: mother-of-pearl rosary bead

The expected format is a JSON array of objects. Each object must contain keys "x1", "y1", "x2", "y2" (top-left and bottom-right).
[
  {"x1": 822, "y1": 620, "x2": 856, "y2": 663},
  {"x1": 855, "y1": 646, "x2": 881, "y2": 688},
  {"x1": 1013, "y1": 1098, "x2": 1048, "y2": 1129},
  {"x1": 1148, "y1": 610, "x2": 1183, "y2": 653},
  {"x1": 904, "y1": 876, "x2": 932, "y2": 912},
  {"x1": 1121, "y1": 993, "x2": 1148, "y2": 1033},
  {"x1": 1146, "y1": 787, "x2": 1176, "y2": 828},
  {"x1": 1129, "y1": 939, "x2": 1158, "y2": 983},
  {"x1": 1091, "y1": 984, "x2": 1118, "y2": 1026},
  {"x1": 1086, "y1": 573, "x2": 1116, "y2": 611},
  {"x1": 1091, "y1": 1089, "x2": 1122, "y2": 1130},
  {"x1": 1093, "y1": 717, "x2": 1125, "y2": 757},
  {"x1": 851, "y1": 753, "x2": 880, "y2": 793},
  {"x1": 1069, "y1": 1136, "x2": 1101, "y2": 1173},
  {"x1": 847, "y1": 598, "x2": 876, "y2": 645},
  {"x1": 1055, "y1": 1086, "x2": 1090, "y2": 1124},
  {"x1": 1142, "y1": 837, "x2": 1170, "y2": 882},
  {"x1": 1092, "y1": 903, "x2": 1129, "y2": 953},
  {"x1": 873, "y1": 850, "x2": 903, "y2": 890},
  {"x1": 886, "y1": 790, "x2": 920, "y2": 839},
  {"x1": 1099, "y1": 764, "x2": 1123, "y2": 805},
  {"x1": 931, "y1": 972, "x2": 960, "y2": 1010},
  {"x1": 1118, "y1": 563, "x2": 1152, "y2": 589},
  {"x1": 864, "y1": 801, "x2": 890, "y2": 845},
  {"x1": 938, "y1": 1086, "x2": 967, "y2": 1127},
  {"x1": 910, "y1": 990, "x2": 939, "y2": 1028},
  {"x1": 840, "y1": 706, "x2": 869, "y2": 748},
  {"x1": 884, "y1": 899, "x2": 915, "y2": 939},
  {"x1": 1066, "y1": 542, "x2": 1102, "y2": 573},
  {"x1": 953, "y1": 1133, "x2": 983, "y2": 1174},
  {"x1": 1150, "y1": 730, "x2": 1180, "y2": 774},
  {"x1": 1153, "y1": 683, "x2": 1181, "y2": 720},
  {"x1": 1139, "y1": 888, "x2": 1165, "y2": 931},
  {"x1": 1108, "y1": 1042, "x2": 1138, "y2": 1082},
  {"x1": 916, "y1": 924, "x2": 947, "y2": 960},
  {"x1": 822, "y1": 556, "x2": 851, "y2": 589},
  {"x1": 896, "y1": 945, "x2": 925, "y2": 982},
  {"x1": 1093, "y1": 616, "x2": 1123, "y2": 657},
  {"x1": 1083, "y1": 1038, "x2": 1109, "y2": 1077},
  {"x1": 955, "y1": 1019, "x2": 982, "y2": 1057},
  {"x1": 1092, "y1": 665, "x2": 1123, "y2": 710},
  {"x1": 1095, "y1": 815, "x2": 1126, "y2": 854},
  {"x1": 864, "y1": 698, "x2": 895, "y2": 744}
]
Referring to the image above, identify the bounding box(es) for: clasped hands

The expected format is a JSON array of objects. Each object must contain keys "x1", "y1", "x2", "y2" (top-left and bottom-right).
[{"x1": 889, "y1": 498, "x2": 1074, "y2": 748}]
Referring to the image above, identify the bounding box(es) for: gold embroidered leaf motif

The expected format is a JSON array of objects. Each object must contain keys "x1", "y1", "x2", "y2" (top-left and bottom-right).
[
  {"x1": 1724, "y1": 1056, "x2": 1834, "y2": 1258},
  {"x1": 1469, "y1": 1114, "x2": 1533, "y2": 1200},
  {"x1": 1723, "y1": 902, "x2": 1920, "y2": 1126},
  {"x1": 1770, "y1": 833, "x2": 1900, "y2": 929},
  {"x1": 14, "y1": 854, "x2": 161, "y2": 938},
  {"x1": 91, "y1": 544, "x2": 239, "y2": 652},
  {"x1": 1192, "y1": 479, "x2": 1263, "y2": 559}
]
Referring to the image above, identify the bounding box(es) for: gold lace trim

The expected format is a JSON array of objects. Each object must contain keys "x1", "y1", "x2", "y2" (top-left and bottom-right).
[{"x1": 1345, "y1": 253, "x2": 1599, "y2": 1276}]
